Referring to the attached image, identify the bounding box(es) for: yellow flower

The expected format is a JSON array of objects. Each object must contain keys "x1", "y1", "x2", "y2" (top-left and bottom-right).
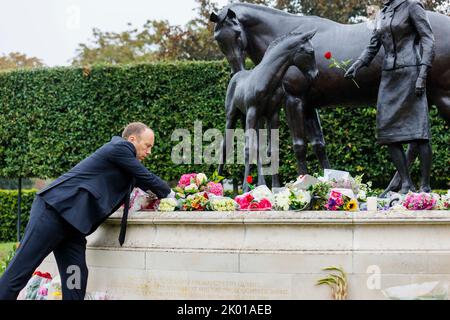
[{"x1": 346, "y1": 199, "x2": 359, "y2": 212}]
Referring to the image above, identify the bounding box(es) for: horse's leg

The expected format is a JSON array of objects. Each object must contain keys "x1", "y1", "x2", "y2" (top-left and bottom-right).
[
  {"x1": 268, "y1": 112, "x2": 281, "y2": 188},
  {"x1": 285, "y1": 93, "x2": 308, "y2": 175},
  {"x1": 218, "y1": 110, "x2": 239, "y2": 176},
  {"x1": 243, "y1": 107, "x2": 258, "y2": 193},
  {"x1": 304, "y1": 107, "x2": 330, "y2": 170},
  {"x1": 256, "y1": 118, "x2": 267, "y2": 187}
]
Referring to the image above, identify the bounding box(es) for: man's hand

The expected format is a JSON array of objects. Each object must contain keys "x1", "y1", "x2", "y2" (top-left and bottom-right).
[
  {"x1": 415, "y1": 77, "x2": 426, "y2": 96},
  {"x1": 166, "y1": 190, "x2": 176, "y2": 199}
]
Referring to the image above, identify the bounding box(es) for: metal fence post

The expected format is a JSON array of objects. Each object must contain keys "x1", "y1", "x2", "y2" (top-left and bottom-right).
[{"x1": 17, "y1": 177, "x2": 22, "y2": 242}]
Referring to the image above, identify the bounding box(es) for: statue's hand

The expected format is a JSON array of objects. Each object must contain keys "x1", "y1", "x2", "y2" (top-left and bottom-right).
[
  {"x1": 415, "y1": 77, "x2": 426, "y2": 96},
  {"x1": 345, "y1": 60, "x2": 364, "y2": 79},
  {"x1": 344, "y1": 64, "x2": 358, "y2": 79}
]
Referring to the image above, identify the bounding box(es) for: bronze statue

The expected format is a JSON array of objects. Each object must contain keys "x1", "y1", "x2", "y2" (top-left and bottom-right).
[
  {"x1": 222, "y1": 30, "x2": 318, "y2": 192},
  {"x1": 345, "y1": 0, "x2": 435, "y2": 193},
  {"x1": 210, "y1": 3, "x2": 450, "y2": 194}
]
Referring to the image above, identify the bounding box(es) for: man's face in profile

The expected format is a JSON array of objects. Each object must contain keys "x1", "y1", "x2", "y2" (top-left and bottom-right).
[{"x1": 129, "y1": 129, "x2": 154, "y2": 161}]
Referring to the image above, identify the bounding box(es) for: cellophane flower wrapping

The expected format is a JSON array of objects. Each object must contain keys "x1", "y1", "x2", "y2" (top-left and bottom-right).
[
  {"x1": 17, "y1": 271, "x2": 52, "y2": 300},
  {"x1": 47, "y1": 275, "x2": 62, "y2": 300}
]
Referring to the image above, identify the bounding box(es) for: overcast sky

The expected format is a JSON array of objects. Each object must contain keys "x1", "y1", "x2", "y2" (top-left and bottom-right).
[{"x1": 0, "y1": 0, "x2": 229, "y2": 66}]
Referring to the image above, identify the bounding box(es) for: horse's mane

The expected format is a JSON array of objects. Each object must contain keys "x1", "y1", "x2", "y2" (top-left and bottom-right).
[{"x1": 265, "y1": 31, "x2": 304, "y2": 54}]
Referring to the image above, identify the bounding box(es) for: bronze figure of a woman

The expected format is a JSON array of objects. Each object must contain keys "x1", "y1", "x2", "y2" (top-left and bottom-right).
[{"x1": 345, "y1": 0, "x2": 436, "y2": 194}]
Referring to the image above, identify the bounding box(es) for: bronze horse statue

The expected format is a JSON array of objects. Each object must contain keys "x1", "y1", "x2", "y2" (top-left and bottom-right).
[
  {"x1": 211, "y1": 3, "x2": 450, "y2": 195},
  {"x1": 221, "y1": 30, "x2": 318, "y2": 192}
]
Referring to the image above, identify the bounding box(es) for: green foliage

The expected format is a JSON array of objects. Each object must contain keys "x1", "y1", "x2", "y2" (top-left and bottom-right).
[
  {"x1": 72, "y1": 0, "x2": 222, "y2": 65},
  {"x1": 0, "y1": 242, "x2": 18, "y2": 276},
  {"x1": 0, "y1": 52, "x2": 44, "y2": 72},
  {"x1": 0, "y1": 61, "x2": 448, "y2": 190},
  {"x1": 0, "y1": 190, "x2": 36, "y2": 242}
]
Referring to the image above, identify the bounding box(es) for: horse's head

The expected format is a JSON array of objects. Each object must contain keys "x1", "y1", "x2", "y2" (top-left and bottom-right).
[
  {"x1": 210, "y1": 8, "x2": 247, "y2": 75},
  {"x1": 291, "y1": 30, "x2": 319, "y2": 82}
]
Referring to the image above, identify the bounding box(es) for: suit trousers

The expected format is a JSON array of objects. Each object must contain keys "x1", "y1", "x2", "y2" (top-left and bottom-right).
[{"x1": 0, "y1": 195, "x2": 88, "y2": 300}]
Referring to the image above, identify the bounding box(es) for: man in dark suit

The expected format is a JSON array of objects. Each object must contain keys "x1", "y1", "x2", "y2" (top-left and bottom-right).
[{"x1": 0, "y1": 122, "x2": 173, "y2": 300}]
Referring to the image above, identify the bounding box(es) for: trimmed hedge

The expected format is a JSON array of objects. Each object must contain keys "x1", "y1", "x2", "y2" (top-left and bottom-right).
[
  {"x1": 0, "y1": 190, "x2": 35, "y2": 242},
  {"x1": 0, "y1": 61, "x2": 448, "y2": 188}
]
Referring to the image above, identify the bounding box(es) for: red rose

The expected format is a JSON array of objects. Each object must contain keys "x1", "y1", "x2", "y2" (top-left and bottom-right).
[
  {"x1": 245, "y1": 193, "x2": 254, "y2": 202},
  {"x1": 258, "y1": 198, "x2": 272, "y2": 210},
  {"x1": 249, "y1": 202, "x2": 260, "y2": 209},
  {"x1": 324, "y1": 51, "x2": 332, "y2": 60},
  {"x1": 246, "y1": 176, "x2": 253, "y2": 184}
]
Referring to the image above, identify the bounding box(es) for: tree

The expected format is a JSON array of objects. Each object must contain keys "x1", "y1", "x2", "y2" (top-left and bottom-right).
[
  {"x1": 72, "y1": 0, "x2": 223, "y2": 65},
  {"x1": 72, "y1": 0, "x2": 450, "y2": 65},
  {"x1": 0, "y1": 52, "x2": 43, "y2": 71}
]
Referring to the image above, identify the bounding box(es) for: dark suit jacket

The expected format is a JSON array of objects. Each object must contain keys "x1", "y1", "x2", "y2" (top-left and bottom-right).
[
  {"x1": 358, "y1": 0, "x2": 435, "y2": 70},
  {"x1": 37, "y1": 136, "x2": 171, "y2": 235}
]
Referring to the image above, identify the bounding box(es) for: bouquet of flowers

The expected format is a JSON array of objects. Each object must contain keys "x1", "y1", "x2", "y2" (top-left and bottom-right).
[
  {"x1": 18, "y1": 270, "x2": 53, "y2": 300},
  {"x1": 403, "y1": 192, "x2": 437, "y2": 210},
  {"x1": 436, "y1": 191, "x2": 450, "y2": 210},
  {"x1": 127, "y1": 188, "x2": 161, "y2": 212},
  {"x1": 182, "y1": 192, "x2": 212, "y2": 211},
  {"x1": 47, "y1": 276, "x2": 62, "y2": 300},
  {"x1": 210, "y1": 196, "x2": 239, "y2": 211},
  {"x1": 307, "y1": 181, "x2": 332, "y2": 210},
  {"x1": 324, "y1": 190, "x2": 359, "y2": 211},
  {"x1": 235, "y1": 193, "x2": 272, "y2": 211},
  {"x1": 175, "y1": 172, "x2": 224, "y2": 198},
  {"x1": 158, "y1": 198, "x2": 179, "y2": 212},
  {"x1": 352, "y1": 174, "x2": 375, "y2": 202},
  {"x1": 274, "y1": 188, "x2": 311, "y2": 211},
  {"x1": 250, "y1": 185, "x2": 275, "y2": 204}
]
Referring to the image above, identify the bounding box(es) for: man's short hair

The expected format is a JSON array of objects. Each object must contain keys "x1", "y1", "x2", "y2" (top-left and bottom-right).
[{"x1": 122, "y1": 122, "x2": 151, "y2": 139}]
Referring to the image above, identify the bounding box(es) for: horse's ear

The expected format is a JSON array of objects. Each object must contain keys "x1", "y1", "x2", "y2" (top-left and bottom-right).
[
  {"x1": 210, "y1": 12, "x2": 220, "y2": 23},
  {"x1": 227, "y1": 9, "x2": 237, "y2": 19},
  {"x1": 303, "y1": 29, "x2": 317, "y2": 41}
]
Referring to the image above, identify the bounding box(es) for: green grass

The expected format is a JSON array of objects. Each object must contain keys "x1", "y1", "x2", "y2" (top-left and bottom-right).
[
  {"x1": 0, "y1": 242, "x2": 16, "y2": 276},
  {"x1": 0, "y1": 242, "x2": 15, "y2": 261}
]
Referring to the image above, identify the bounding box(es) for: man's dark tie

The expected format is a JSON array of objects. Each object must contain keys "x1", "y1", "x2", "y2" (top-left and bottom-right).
[{"x1": 118, "y1": 185, "x2": 132, "y2": 246}]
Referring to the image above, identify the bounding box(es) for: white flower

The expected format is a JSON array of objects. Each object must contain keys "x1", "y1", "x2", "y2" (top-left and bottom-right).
[
  {"x1": 159, "y1": 198, "x2": 178, "y2": 212},
  {"x1": 294, "y1": 190, "x2": 311, "y2": 204},
  {"x1": 357, "y1": 190, "x2": 367, "y2": 201},
  {"x1": 185, "y1": 183, "x2": 199, "y2": 193},
  {"x1": 195, "y1": 173, "x2": 208, "y2": 186},
  {"x1": 210, "y1": 197, "x2": 238, "y2": 211},
  {"x1": 274, "y1": 190, "x2": 290, "y2": 211}
]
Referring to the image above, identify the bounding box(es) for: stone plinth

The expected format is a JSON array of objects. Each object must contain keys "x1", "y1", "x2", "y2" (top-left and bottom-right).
[{"x1": 39, "y1": 210, "x2": 450, "y2": 299}]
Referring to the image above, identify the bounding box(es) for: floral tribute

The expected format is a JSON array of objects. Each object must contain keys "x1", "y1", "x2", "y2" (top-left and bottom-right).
[{"x1": 403, "y1": 192, "x2": 437, "y2": 210}]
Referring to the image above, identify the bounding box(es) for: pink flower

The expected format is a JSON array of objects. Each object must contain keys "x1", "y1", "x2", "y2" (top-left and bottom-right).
[
  {"x1": 38, "y1": 287, "x2": 48, "y2": 296},
  {"x1": 235, "y1": 193, "x2": 254, "y2": 210},
  {"x1": 206, "y1": 182, "x2": 223, "y2": 196},
  {"x1": 403, "y1": 192, "x2": 436, "y2": 210},
  {"x1": 258, "y1": 198, "x2": 272, "y2": 209},
  {"x1": 335, "y1": 197, "x2": 344, "y2": 207},
  {"x1": 330, "y1": 191, "x2": 342, "y2": 200},
  {"x1": 178, "y1": 173, "x2": 197, "y2": 187}
]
